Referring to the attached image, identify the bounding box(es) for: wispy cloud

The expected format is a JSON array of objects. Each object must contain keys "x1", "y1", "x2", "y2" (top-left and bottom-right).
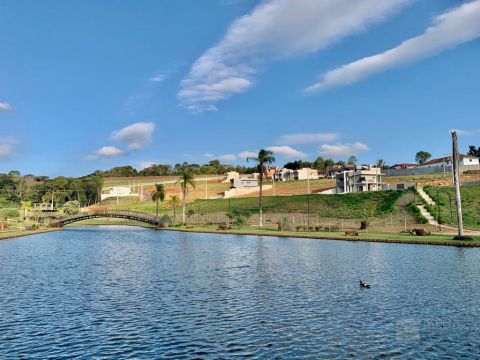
[
  {"x1": 0, "y1": 102, "x2": 12, "y2": 112},
  {"x1": 277, "y1": 132, "x2": 339, "y2": 145},
  {"x1": 86, "y1": 146, "x2": 127, "y2": 160},
  {"x1": 111, "y1": 122, "x2": 155, "y2": 150},
  {"x1": 266, "y1": 146, "x2": 306, "y2": 158},
  {"x1": 306, "y1": 1, "x2": 480, "y2": 93},
  {"x1": 138, "y1": 160, "x2": 155, "y2": 170},
  {"x1": 218, "y1": 154, "x2": 236, "y2": 161},
  {"x1": 454, "y1": 128, "x2": 480, "y2": 137},
  {"x1": 0, "y1": 136, "x2": 17, "y2": 158},
  {"x1": 203, "y1": 152, "x2": 237, "y2": 162},
  {"x1": 239, "y1": 150, "x2": 257, "y2": 160},
  {"x1": 149, "y1": 73, "x2": 167, "y2": 82},
  {"x1": 319, "y1": 142, "x2": 369, "y2": 157},
  {"x1": 178, "y1": 0, "x2": 410, "y2": 112}
]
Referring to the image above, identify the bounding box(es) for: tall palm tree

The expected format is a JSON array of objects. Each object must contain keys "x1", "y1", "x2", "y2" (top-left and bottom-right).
[
  {"x1": 178, "y1": 170, "x2": 196, "y2": 224},
  {"x1": 248, "y1": 149, "x2": 275, "y2": 227},
  {"x1": 167, "y1": 195, "x2": 181, "y2": 223},
  {"x1": 151, "y1": 183, "x2": 166, "y2": 217}
]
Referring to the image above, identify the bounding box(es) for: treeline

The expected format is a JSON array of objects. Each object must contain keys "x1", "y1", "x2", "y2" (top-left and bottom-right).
[
  {"x1": 0, "y1": 172, "x2": 103, "y2": 208},
  {"x1": 90, "y1": 160, "x2": 258, "y2": 178}
]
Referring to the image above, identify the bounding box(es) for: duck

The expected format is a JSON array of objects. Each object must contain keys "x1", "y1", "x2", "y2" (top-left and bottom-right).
[{"x1": 359, "y1": 280, "x2": 371, "y2": 289}]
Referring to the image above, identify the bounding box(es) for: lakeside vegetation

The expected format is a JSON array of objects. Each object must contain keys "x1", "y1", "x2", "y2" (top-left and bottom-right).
[
  {"x1": 424, "y1": 185, "x2": 480, "y2": 230},
  {"x1": 103, "y1": 190, "x2": 404, "y2": 219}
]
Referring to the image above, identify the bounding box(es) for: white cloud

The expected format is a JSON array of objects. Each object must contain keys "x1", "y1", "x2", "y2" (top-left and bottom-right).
[
  {"x1": 178, "y1": 0, "x2": 410, "y2": 112},
  {"x1": 319, "y1": 142, "x2": 369, "y2": 157},
  {"x1": 266, "y1": 146, "x2": 306, "y2": 158},
  {"x1": 149, "y1": 74, "x2": 166, "y2": 82},
  {"x1": 203, "y1": 153, "x2": 237, "y2": 162},
  {"x1": 0, "y1": 136, "x2": 17, "y2": 158},
  {"x1": 218, "y1": 154, "x2": 237, "y2": 161},
  {"x1": 306, "y1": 1, "x2": 480, "y2": 92},
  {"x1": 96, "y1": 146, "x2": 127, "y2": 157},
  {"x1": 277, "y1": 132, "x2": 339, "y2": 145},
  {"x1": 239, "y1": 150, "x2": 258, "y2": 159},
  {"x1": 454, "y1": 128, "x2": 480, "y2": 136},
  {"x1": 111, "y1": 122, "x2": 155, "y2": 150},
  {"x1": 138, "y1": 160, "x2": 155, "y2": 170},
  {"x1": 0, "y1": 102, "x2": 12, "y2": 112},
  {"x1": 0, "y1": 144, "x2": 14, "y2": 158}
]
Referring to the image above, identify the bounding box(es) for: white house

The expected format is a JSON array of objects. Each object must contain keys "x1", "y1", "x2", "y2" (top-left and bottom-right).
[
  {"x1": 336, "y1": 165, "x2": 384, "y2": 194},
  {"x1": 274, "y1": 168, "x2": 319, "y2": 181},
  {"x1": 417, "y1": 155, "x2": 480, "y2": 168},
  {"x1": 101, "y1": 186, "x2": 136, "y2": 201}
]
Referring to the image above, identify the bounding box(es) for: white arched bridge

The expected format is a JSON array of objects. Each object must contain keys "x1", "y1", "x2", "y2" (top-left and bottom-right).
[{"x1": 51, "y1": 211, "x2": 164, "y2": 228}]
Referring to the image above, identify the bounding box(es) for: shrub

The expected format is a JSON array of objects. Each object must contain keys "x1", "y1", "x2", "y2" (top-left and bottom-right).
[
  {"x1": 0, "y1": 208, "x2": 20, "y2": 220},
  {"x1": 63, "y1": 200, "x2": 81, "y2": 215},
  {"x1": 226, "y1": 208, "x2": 252, "y2": 227},
  {"x1": 159, "y1": 215, "x2": 172, "y2": 225}
]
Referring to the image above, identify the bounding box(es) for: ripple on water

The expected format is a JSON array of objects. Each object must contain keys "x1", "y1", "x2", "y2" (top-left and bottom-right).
[{"x1": 0, "y1": 227, "x2": 480, "y2": 358}]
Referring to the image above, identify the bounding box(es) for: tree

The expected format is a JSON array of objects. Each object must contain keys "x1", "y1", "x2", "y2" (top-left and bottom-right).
[
  {"x1": 178, "y1": 170, "x2": 196, "y2": 224},
  {"x1": 467, "y1": 145, "x2": 479, "y2": 157},
  {"x1": 63, "y1": 200, "x2": 81, "y2": 215},
  {"x1": 312, "y1": 156, "x2": 326, "y2": 174},
  {"x1": 248, "y1": 149, "x2": 275, "y2": 227},
  {"x1": 376, "y1": 159, "x2": 386, "y2": 168},
  {"x1": 324, "y1": 158, "x2": 335, "y2": 168},
  {"x1": 167, "y1": 195, "x2": 181, "y2": 223},
  {"x1": 415, "y1": 151, "x2": 432, "y2": 165},
  {"x1": 151, "y1": 183, "x2": 166, "y2": 217},
  {"x1": 8, "y1": 170, "x2": 20, "y2": 177},
  {"x1": 348, "y1": 156, "x2": 357, "y2": 165}
]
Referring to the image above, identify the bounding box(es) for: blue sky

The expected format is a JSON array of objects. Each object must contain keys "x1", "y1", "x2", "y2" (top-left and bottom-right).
[{"x1": 0, "y1": 0, "x2": 479, "y2": 177}]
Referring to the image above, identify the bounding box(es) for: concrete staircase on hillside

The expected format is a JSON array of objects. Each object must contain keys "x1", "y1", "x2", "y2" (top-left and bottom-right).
[{"x1": 417, "y1": 187, "x2": 438, "y2": 226}]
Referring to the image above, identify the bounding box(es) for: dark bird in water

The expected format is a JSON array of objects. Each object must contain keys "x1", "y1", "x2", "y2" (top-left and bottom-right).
[{"x1": 359, "y1": 280, "x2": 371, "y2": 289}]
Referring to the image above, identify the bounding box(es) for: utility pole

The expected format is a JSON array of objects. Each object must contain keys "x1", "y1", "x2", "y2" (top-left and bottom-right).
[
  {"x1": 307, "y1": 172, "x2": 310, "y2": 195},
  {"x1": 451, "y1": 131, "x2": 470, "y2": 240},
  {"x1": 436, "y1": 187, "x2": 441, "y2": 231}
]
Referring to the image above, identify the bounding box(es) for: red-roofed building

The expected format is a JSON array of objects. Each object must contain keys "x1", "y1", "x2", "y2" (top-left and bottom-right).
[
  {"x1": 391, "y1": 163, "x2": 418, "y2": 170},
  {"x1": 417, "y1": 154, "x2": 480, "y2": 168}
]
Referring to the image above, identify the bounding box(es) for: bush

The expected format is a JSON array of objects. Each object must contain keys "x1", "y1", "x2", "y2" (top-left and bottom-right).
[
  {"x1": 226, "y1": 208, "x2": 252, "y2": 227},
  {"x1": 159, "y1": 215, "x2": 172, "y2": 225},
  {"x1": 0, "y1": 208, "x2": 20, "y2": 220},
  {"x1": 63, "y1": 200, "x2": 81, "y2": 215},
  {"x1": 407, "y1": 201, "x2": 428, "y2": 224}
]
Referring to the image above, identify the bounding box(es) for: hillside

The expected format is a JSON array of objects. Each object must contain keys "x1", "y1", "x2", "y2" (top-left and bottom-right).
[{"x1": 424, "y1": 185, "x2": 480, "y2": 230}]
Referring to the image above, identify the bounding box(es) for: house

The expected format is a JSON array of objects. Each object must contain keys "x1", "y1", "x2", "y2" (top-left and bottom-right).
[
  {"x1": 336, "y1": 165, "x2": 384, "y2": 194},
  {"x1": 391, "y1": 163, "x2": 418, "y2": 170},
  {"x1": 230, "y1": 178, "x2": 259, "y2": 189},
  {"x1": 101, "y1": 186, "x2": 137, "y2": 201},
  {"x1": 293, "y1": 168, "x2": 319, "y2": 180},
  {"x1": 274, "y1": 167, "x2": 319, "y2": 181},
  {"x1": 223, "y1": 171, "x2": 240, "y2": 183},
  {"x1": 326, "y1": 164, "x2": 355, "y2": 178},
  {"x1": 417, "y1": 154, "x2": 480, "y2": 168}
]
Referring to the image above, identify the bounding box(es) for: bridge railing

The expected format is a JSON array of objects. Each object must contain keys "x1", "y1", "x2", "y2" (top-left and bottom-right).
[{"x1": 54, "y1": 210, "x2": 161, "y2": 225}]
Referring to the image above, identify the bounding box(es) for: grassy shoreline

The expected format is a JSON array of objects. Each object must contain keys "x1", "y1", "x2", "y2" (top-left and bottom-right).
[
  {"x1": 2, "y1": 221, "x2": 479, "y2": 247},
  {"x1": 162, "y1": 225, "x2": 480, "y2": 247},
  {"x1": 0, "y1": 228, "x2": 60, "y2": 241}
]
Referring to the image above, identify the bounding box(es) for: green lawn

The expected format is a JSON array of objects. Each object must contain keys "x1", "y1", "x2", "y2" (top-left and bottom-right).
[
  {"x1": 164, "y1": 224, "x2": 480, "y2": 246},
  {"x1": 103, "y1": 190, "x2": 404, "y2": 219},
  {"x1": 424, "y1": 185, "x2": 480, "y2": 230}
]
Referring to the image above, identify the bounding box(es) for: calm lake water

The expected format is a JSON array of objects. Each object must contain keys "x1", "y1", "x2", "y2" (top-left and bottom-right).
[{"x1": 1, "y1": 226, "x2": 479, "y2": 358}]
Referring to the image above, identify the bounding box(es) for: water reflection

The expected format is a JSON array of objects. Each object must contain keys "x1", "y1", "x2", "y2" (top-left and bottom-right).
[{"x1": 0, "y1": 226, "x2": 479, "y2": 358}]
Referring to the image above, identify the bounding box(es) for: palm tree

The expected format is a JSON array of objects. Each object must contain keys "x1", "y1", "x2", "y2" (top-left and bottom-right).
[
  {"x1": 178, "y1": 170, "x2": 196, "y2": 224},
  {"x1": 151, "y1": 183, "x2": 166, "y2": 217},
  {"x1": 248, "y1": 149, "x2": 275, "y2": 227},
  {"x1": 168, "y1": 195, "x2": 181, "y2": 223}
]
